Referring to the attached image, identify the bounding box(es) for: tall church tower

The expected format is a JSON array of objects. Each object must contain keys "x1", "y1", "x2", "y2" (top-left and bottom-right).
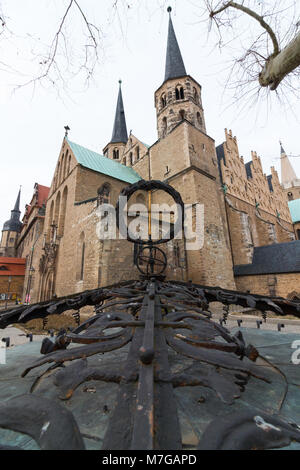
[
  {"x1": 0, "y1": 188, "x2": 22, "y2": 257},
  {"x1": 103, "y1": 80, "x2": 128, "y2": 161},
  {"x1": 149, "y1": 8, "x2": 235, "y2": 289},
  {"x1": 155, "y1": 7, "x2": 206, "y2": 139}
]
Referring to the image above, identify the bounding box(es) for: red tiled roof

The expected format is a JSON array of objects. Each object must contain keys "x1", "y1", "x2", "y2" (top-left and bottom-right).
[
  {"x1": 37, "y1": 184, "x2": 50, "y2": 207},
  {"x1": 0, "y1": 257, "x2": 26, "y2": 276}
]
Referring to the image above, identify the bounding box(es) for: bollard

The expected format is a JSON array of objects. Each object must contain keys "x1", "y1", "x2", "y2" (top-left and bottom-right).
[
  {"x1": 26, "y1": 333, "x2": 33, "y2": 342},
  {"x1": 256, "y1": 320, "x2": 262, "y2": 329},
  {"x1": 277, "y1": 323, "x2": 285, "y2": 332}
]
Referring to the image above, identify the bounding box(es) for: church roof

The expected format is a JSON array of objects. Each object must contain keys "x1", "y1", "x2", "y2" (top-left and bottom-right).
[
  {"x1": 164, "y1": 9, "x2": 187, "y2": 82},
  {"x1": 234, "y1": 241, "x2": 300, "y2": 276},
  {"x1": 288, "y1": 198, "x2": 300, "y2": 223},
  {"x1": 67, "y1": 139, "x2": 141, "y2": 184},
  {"x1": 111, "y1": 81, "x2": 128, "y2": 144}
]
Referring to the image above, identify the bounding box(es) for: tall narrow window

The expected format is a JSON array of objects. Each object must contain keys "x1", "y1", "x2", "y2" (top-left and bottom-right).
[
  {"x1": 180, "y1": 87, "x2": 184, "y2": 99},
  {"x1": 160, "y1": 93, "x2": 166, "y2": 109},
  {"x1": 136, "y1": 146, "x2": 140, "y2": 160},
  {"x1": 129, "y1": 152, "x2": 133, "y2": 165},
  {"x1": 59, "y1": 186, "x2": 68, "y2": 236},
  {"x1": 162, "y1": 117, "x2": 167, "y2": 137},
  {"x1": 80, "y1": 242, "x2": 85, "y2": 280},
  {"x1": 196, "y1": 112, "x2": 202, "y2": 126},
  {"x1": 175, "y1": 88, "x2": 180, "y2": 100},
  {"x1": 193, "y1": 87, "x2": 199, "y2": 103},
  {"x1": 113, "y1": 149, "x2": 119, "y2": 159}
]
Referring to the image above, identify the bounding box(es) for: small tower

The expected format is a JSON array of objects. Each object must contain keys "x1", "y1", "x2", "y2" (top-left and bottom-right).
[
  {"x1": 280, "y1": 142, "x2": 300, "y2": 201},
  {"x1": 154, "y1": 7, "x2": 206, "y2": 139},
  {"x1": 0, "y1": 188, "x2": 22, "y2": 257},
  {"x1": 103, "y1": 80, "x2": 128, "y2": 161}
]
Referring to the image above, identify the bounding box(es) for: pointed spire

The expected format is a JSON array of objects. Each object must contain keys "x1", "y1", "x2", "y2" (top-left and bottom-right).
[
  {"x1": 111, "y1": 80, "x2": 128, "y2": 144},
  {"x1": 280, "y1": 140, "x2": 286, "y2": 155},
  {"x1": 280, "y1": 141, "x2": 297, "y2": 185},
  {"x1": 164, "y1": 7, "x2": 186, "y2": 82},
  {"x1": 13, "y1": 187, "x2": 21, "y2": 212}
]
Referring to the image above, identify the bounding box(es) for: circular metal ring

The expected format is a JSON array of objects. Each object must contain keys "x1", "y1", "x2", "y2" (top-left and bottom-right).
[{"x1": 116, "y1": 179, "x2": 184, "y2": 245}]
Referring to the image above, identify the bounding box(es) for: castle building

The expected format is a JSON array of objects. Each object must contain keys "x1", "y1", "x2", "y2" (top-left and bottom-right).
[{"x1": 4, "y1": 9, "x2": 299, "y2": 303}]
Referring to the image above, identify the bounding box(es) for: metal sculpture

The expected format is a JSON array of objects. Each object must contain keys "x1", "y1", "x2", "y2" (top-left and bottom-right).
[{"x1": 0, "y1": 180, "x2": 300, "y2": 450}]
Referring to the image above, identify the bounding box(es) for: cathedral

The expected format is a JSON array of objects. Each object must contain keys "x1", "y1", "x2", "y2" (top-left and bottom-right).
[{"x1": 1, "y1": 10, "x2": 300, "y2": 304}]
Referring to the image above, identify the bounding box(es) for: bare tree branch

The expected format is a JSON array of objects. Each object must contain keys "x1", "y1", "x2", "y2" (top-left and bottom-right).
[{"x1": 210, "y1": 1, "x2": 280, "y2": 56}]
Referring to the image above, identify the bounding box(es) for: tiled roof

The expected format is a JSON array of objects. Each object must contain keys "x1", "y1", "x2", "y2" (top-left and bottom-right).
[
  {"x1": 288, "y1": 198, "x2": 300, "y2": 223},
  {"x1": 234, "y1": 241, "x2": 300, "y2": 276},
  {"x1": 67, "y1": 139, "x2": 141, "y2": 184},
  {"x1": 0, "y1": 257, "x2": 26, "y2": 276}
]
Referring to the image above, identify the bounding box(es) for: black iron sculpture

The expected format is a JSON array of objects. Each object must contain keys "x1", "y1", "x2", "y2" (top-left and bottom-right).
[{"x1": 0, "y1": 180, "x2": 300, "y2": 450}]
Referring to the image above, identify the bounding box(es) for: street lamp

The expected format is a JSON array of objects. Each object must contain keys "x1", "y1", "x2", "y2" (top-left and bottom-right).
[{"x1": 5, "y1": 276, "x2": 12, "y2": 309}]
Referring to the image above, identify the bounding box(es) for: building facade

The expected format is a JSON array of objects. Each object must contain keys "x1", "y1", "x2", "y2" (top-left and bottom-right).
[{"x1": 2, "y1": 11, "x2": 299, "y2": 303}]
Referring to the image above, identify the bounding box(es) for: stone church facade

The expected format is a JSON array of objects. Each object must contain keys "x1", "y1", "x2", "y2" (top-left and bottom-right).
[{"x1": 2, "y1": 12, "x2": 300, "y2": 303}]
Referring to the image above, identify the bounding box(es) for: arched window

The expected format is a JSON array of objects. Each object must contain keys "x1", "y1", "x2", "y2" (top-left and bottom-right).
[
  {"x1": 113, "y1": 149, "x2": 119, "y2": 159},
  {"x1": 63, "y1": 150, "x2": 68, "y2": 179},
  {"x1": 54, "y1": 192, "x2": 61, "y2": 227},
  {"x1": 160, "y1": 93, "x2": 166, "y2": 109},
  {"x1": 179, "y1": 110, "x2": 185, "y2": 120},
  {"x1": 56, "y1": 162, "x2": 60, "y2": 189},
  {"x1": 193, "y1": 87, "x2": 199, "y2": 103},
  {"x1": 180, "y1": 87, "x2": 184, "y2": 99},
  {"x1": 60, "y1": 154, "x2": 64, "y2": 182},
  {"x1": 136, "y1": 146, "x2": 140, "y2": 160},
  {"x1": 175, "y1": 87, "x2": 180, "y2": 100},
  {"x1": 129, "y1": 152, "x2": 133, "y2": 166},
  {"x1": 162, "y1": 117, "x2": 167, "y2": 137},
  {"x1": 67, "y1": 154, "x2": 71, "y2": 174},
  {"x1": 97, "y1": 183, "x2": 111, "y2": 206},
  {"x1": 59, "y1": 186, "x2": 68, "y2": 237},
  {"x1": 196, "y1": 112, "x2": 202, "y2": 126}
]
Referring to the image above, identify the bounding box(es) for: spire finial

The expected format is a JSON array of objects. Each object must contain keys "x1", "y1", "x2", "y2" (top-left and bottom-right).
[
  {"x1": 119, "y1": 79, "x2": 122, "y2": 86},
  {"x1": 64, "y1": 125, "x2": 70, "y2": 138},
  {"x1": 167, "y1": 6, "x2": 172, "y2": 14}
]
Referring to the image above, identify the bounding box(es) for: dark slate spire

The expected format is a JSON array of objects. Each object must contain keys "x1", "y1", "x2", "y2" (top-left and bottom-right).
[
  {"x1": 280, "y1": 140, "x2": 285, "y2": 155},
  {"x1": 164, "y1": 7, "x2": 187, "y2": 82},
  {"x1": 111, "y1": 80, "x2": 128, "y2": 144},
  {"x1": 3, "y1": 187, "x2": 22, "y2": 232}
]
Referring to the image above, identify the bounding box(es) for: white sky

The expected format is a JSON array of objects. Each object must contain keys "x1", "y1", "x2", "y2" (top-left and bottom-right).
[{"x1": 0, "y1": 0, "x2": 300, "y2": 229}]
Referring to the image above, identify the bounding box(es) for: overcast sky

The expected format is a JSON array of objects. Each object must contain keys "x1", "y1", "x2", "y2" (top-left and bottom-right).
[{"x1": 0, "y1": 0, "x2": 299, "y2": 229}]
